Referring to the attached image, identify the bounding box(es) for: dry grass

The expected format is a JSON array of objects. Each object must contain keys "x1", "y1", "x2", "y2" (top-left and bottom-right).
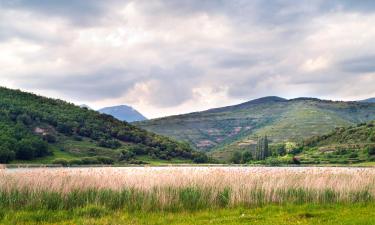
[{"x1": 0, "y1": 167, "x2": 374, "y2": 210}]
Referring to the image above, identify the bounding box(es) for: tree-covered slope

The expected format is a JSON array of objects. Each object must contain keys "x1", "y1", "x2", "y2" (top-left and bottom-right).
[
  {"x1": 297, "y1": 120, "x2": 375, "y2": 164},
  {"x1": 135, "y1": 97, "x2": 375, "y2": 160},
  {"x1": 0, "y1": 87, "x2": 203, "y2": 164}
]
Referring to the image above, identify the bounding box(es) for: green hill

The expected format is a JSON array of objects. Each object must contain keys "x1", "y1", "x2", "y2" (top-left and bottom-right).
[
  {"x1": 135, "y1": 97, "x2": 375, "y2": 161},
  {"x1": 0, "y1": 87, "x2": 204, "y2": 164},
  {"x1": 297, "y1": 120, "x2": 375, "y2": 164}
]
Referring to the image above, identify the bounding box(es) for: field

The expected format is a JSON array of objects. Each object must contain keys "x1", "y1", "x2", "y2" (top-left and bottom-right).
[
  {"x1": 0, "y1": 167, "x2": 375, "y2": 224},
  {"x1": 1, "y1": 167, "x2": 375, "y2": 224}
]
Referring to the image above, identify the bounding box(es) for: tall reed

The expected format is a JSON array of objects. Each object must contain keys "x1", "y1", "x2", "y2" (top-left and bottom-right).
[{"x1": 0, "y1": 167, "x2": 374, "y2": 211}]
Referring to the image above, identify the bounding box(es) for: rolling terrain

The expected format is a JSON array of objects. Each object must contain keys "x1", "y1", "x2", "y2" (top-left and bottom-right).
[
  {"x1": 135, "y1": 97, "x2": 375, "y2": 160},
  {"x1": 0, "y1": 87, "x2": 202, "y2": 164},
  {"x1": 297, "y1": 120, "x2": 375, "y2": 164}
]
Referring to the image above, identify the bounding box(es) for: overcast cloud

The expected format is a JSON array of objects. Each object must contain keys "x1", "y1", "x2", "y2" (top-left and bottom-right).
[{"x1": 0, "y1": 0, "x2": 374, "y2": 118}]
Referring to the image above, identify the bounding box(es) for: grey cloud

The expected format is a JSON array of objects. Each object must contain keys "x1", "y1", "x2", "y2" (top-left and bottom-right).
[
  {"x1": 339, "y1": 55, "x2": 375, "y2": 73},
  {"x1": 15, "y1": 68, "x2": 140, "y2": 101},
  {"x1": 0, "y1": 0, "x2": 126, "y2": 26},
  {"x1": 140, "y1": 64, "x2": 202, "y2": 107},
  {"x1": 1, "y1": 0, "x2": 375, "y2": 115}
]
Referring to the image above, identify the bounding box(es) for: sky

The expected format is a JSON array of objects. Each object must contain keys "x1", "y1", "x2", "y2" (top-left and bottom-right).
[{"x1": 1, "y1": 0, "x2": 375, "y2": 118}]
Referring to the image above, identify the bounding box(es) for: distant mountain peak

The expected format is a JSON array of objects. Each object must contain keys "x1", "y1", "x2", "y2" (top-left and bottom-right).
[
  {"x1": 99, "y1": 105, "x2": 147, "y2": 122},
  {"x1": 360, "y1": 98, "x2": 375, "y2": 103},
  {"x1": 246, "y1": 96, "x2": 287, "y2": 104}
]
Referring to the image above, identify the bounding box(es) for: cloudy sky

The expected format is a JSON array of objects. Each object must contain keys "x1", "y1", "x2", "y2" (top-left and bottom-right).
[{"x1": 1, "y1": 0, "x2": 375, "y2": 118}]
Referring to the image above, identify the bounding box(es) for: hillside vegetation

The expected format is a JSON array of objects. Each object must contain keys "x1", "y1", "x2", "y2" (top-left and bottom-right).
[
  {"x1": 0, "y1": 87, "x2": 204, "y2": 164},
  {"x1": 297, "y1": 120, "x2": 375, "y2": 164},
  {"x1": 136, "y1": 97, "x2": 375, "y2": 160}
]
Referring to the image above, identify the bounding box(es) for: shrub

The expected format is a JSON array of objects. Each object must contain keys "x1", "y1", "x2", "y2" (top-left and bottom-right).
[
  {"x1": 98, "y1": 139, "x2": 121, "y2": 149},
  {"x1": 52, "y1": 158, "x2": 69, "y2": 166},
  {"x1": 43, "y1": 134, "x2": 57, "y2": 143},
  {"x1": 367, "y1": 146, "x2": 375, "y2": 156},
  {"x1": 68, "y1": 159, "x2": 83, "y2": 165},
  {"x1": 193, "y1": 153, "x2": 209, "y2": 163},
  {"x1": 81, "y1": 157, "x2": 100, "y2": 165},
  {"x1": 96, "y1": 156, "x2": 114, "y2": 165},
  {"x1": 230, "y1": 151, "x2": 242, "y2": 164},
  {"x1": 349, "y1": 152, "x2": 358, "y2": 158},
  {"x1": 0, "y1": 147, "x2": 15, "y2": 163},
  {"x1": 119, "y1": 150, "x2": 135, "y2": 161},
  {"x1": 242, "y1": 151, "x2": 253, "y2": 163},
  {"x1": 73, "y1": 135, "x2": 83, "y2": 141}
]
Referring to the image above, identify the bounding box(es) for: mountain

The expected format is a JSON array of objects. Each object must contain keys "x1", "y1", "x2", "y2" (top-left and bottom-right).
[
  {"x1": 298, "y1": 120, "x2": 375, "y2": 164},
  {"x1": 99, "y1": 105, "x2": 147, "y2": 122},
  {"x1": 0, "y1": 87, "x2": 203, "y2": 164},
  {"x1": 135, "y1": 97, "x2": 375, "y2": 160},
  {"x1": 360, "y1": 98, "x2": 375, "y2": 103}
]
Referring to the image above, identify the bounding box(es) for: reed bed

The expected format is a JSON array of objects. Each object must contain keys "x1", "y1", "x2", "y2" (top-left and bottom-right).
[{"x1": 0, "y1": 167, "x2": 374, "y2": 211}]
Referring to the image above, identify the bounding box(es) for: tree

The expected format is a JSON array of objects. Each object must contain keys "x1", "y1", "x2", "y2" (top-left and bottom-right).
[
  {"x1": 231, "y1": 151, "x2": 242, "y2": 164},
  {"x1": 242, "y1": 151, "x2": 253, "y2": 163},
  {"x1": 193, "y1": 153, "x2": 209, "y2": 163},
  {"x1": 254, "y1": 135, "x2": 269, "y2": 160},
  {"x1": 0, "y1": 147, "x2": 15, "y2": 163},
  {"x1": 119, "y1": 150, "x2": 135, "y2": 161}
]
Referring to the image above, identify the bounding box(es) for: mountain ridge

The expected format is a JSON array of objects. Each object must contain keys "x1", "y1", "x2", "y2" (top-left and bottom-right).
[
  {"x1": 99, "y1": 105, "x2": 147, "y2": 122},
  {"x1": 135, "y1": 96, "x2": 375, "y2": 160}
]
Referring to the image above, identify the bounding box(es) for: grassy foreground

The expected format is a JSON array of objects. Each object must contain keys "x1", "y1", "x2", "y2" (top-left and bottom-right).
[
  {"x1": 1, "y1": 167, "x2": 374, "y2": 224},
  {"x1": 1, "y1": 204, "x2": 374, "y2": 225}
]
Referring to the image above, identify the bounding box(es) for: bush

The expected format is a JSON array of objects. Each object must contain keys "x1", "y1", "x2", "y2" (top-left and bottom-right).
[
  {"x1": 81, "y1": 157, "x2": 100, "y2": 165},
  {"x1": 242, "y1": 151, "x2": 253, "y2": 163},
  {"x1": 193, "y1": 153, "x2": 209, "y2": 164},
  {"x1": 43, "y1": 134, "x2": 57, "y2": 143},
  {"x1": 349, "y1": 152, "x2": 358, "y2": 158},
  {"x1": 0, "y1": 147, "x2": 15, "y2": 163},
  {"x1": 68, "y1": 159, "x2": 83, "y2": 165},
  {"x1": 119, "y1": 150, "x2": 135, "y2": 161},
  {"x1": 73, "y1": 135, "x2": 83, "y2": 141},
  {"x1": 96, "y1": 156, "x2": 114, "y2": 165},
  {"x1": 367, "y1": 146, "x2": 375, "y2": 156},
  {"x1": 16, "y1": 138, "x2": 47, "y2": 159},
  {"x1": 52, "y1": 158, "x2": 69, "y2": 166},
  {"x1": 98, "y1": 139, "x2": 121, "y2": 149},
  {"x1": 230, "y1": 151, "x2": 242, "y2": 164}
]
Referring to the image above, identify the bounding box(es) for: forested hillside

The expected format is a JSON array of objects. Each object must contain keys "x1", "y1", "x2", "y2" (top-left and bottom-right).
[
  {"x1": 0, "y1": 87, "x2": 204, "y2": 164},
  {"x1": 136, "y1": 97, "x2": 375, "y2": 160},
  {"x1": 297, "y1": 120, "x2": 375, "y2": 164}
]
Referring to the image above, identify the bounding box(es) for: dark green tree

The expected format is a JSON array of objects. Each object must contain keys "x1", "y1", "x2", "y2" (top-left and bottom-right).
[
  {"x1": 254, "y1": 135, "x2": 269, "y2": 160},
  {"x1": 231, "y1": 151, "x2": 242, "y2": 164}
]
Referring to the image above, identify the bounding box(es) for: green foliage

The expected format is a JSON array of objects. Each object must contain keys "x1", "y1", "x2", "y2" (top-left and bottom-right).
[
  {"x1": 0, "y1": 146, "x2": 15, "y2": 163},
  {"x1": 0, "y1": 87, "x2": 200, "y2": 164},
  {"x1": 367, "y1": 146, "x2": 375, "y2": 156},
  {"x1": 119, "y1": 150, "x2": 136, "y2": 161},
  {"x1": 230, "y1": 151, "x2": 242, "y2": 164},
  {"x1": 298, "y1": 120, "x2": 375, "y2": 164},
  {"x1": 52, "y1": 158, "x2": 69, "y2": 166},
  {"x1": 96, "y1": 156, "x2": 114, "y2": 164},
  {"x1": 254, "y1": 136, "x2": 269, "y2": 160},
  {"x1": 241, "y1": 150, "x2": 253, "y2": 163},
  {"x1": 192, "y1": 153, "x2": 209, "y2": 163}
]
